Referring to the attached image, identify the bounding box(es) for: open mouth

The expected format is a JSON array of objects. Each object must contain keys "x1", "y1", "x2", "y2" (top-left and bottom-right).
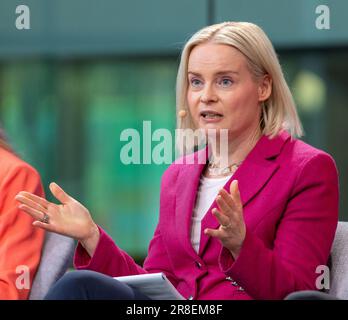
[{"x1": 200, "y1": 110, "x2": 223, "y2": 119}]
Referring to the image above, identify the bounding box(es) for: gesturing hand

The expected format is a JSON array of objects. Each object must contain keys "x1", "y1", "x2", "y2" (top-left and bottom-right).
[
  {"x1": 204, "y1": 180, "x2": 246, "y2": 259},
  {"x1": 15, "y1": 182, "x2": 99, "y2": 256}
]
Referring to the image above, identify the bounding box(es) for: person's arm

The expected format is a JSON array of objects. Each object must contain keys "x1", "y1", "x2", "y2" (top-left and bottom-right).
[
  {"x1": 73, "y1": 223, "x2": 179, "y2": 287},
  {"x1": 0, "y1": 164, "x2": 45, "y2": 299},
  {"x1": 16, "y1": 169, "x2": 179, "y2": 287},
  {"x1": 218, "y1": 153, "x2": 339, "y2": 299}
]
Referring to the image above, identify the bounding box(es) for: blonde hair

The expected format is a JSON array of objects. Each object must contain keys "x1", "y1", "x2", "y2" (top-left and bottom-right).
[{"x1": 175, "y1": 22, "x2": 303, "y2": 153}]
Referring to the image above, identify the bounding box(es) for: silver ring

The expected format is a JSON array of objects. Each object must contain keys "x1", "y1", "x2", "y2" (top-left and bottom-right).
[
  {"x1": 221, "y1": 223, "x2": 232, "y2": 230},
  {"x1": 42, "y1": 213, "x2": 50, "y2": 224}
]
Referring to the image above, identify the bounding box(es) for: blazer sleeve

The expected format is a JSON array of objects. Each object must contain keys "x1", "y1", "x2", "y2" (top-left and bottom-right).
[
  {"x1": 218, "y1": 152, "x2": 339, "y2": 299},
  {"x1": 73, "y1": 224, "x2": 178, "y2": 287},
  {"x1": 0, "y1": 164, "x2": 45, "y2": 299}
]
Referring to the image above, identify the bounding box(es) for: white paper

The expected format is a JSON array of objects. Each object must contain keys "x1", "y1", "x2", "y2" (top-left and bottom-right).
[{"x1": 114, "y1": 272, "x2": 185, "y2": 300}]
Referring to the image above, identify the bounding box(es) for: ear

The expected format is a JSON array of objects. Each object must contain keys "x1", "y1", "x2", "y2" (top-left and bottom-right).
[{"x1": 258, "y1": 74, "x2": 272, "y2": 102}]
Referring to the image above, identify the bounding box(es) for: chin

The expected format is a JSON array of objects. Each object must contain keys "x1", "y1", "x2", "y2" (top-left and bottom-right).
[
  {"x1": 199, "y1": 126, "x2": 231, "y2": 140},
  {"x1": 198, "y1": 122, "x2": 228, "y2": 132}
]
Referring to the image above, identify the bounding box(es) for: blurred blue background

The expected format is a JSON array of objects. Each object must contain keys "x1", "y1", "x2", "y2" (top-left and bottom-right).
[{"x1": 0, "y1": 0, "x2": 347, "y2": 262}]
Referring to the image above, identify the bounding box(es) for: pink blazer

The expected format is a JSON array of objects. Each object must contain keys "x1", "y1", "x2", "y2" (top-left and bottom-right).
[{"x1": 74, "y1": 130, "x2": 339, "y2": 300}]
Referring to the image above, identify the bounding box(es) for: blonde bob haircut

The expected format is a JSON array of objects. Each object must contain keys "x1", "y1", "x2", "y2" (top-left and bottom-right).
[{"x1": 175, "y1": 21, "x2": 303, "y2": 154}]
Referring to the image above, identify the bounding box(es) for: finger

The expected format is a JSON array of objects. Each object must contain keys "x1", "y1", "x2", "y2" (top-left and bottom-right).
[
  {"x1": 204, "y1": 227, "x2": 221, "y2": 238},
  {"x1": 230, "y1": 180, "x2": 237, "y2": 194},
  {"x1": 218, "y1": 188, "x2": 237, "y2": 210},
  {"x1": 15, "y1": 194, "x2": 48, "y2": 214},
  {"x1": 32, "y1": 220, "x2": 58, "y2": 233},
  {"x1": 212, "y1": 208, "x2": 230, "y2": 226},
  {"x1": 216, "y1": 195, "x2": 233, "y2": 217},
  {"x1": 230, "y1": 180, "x2": 243, "y2": 212},
  {"x1": 49, "y1": 182, "x2": 72, "y2": 204},
  {"x1": 19, "y1": 204, "x2": 46, "y2": 221},
  {"x1": 229, "y1": 180, "x2": 241, "y2": 200},
  {"x1": 222, "y1": 180, "x2": 242, "y2": 210},
  {"x1": 16, "y1": 191, "x2": 49, "y2": 209}
]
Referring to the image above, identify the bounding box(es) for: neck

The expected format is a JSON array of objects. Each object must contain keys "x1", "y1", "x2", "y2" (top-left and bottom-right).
[{"x1": 208, "y1": 126, "x2": 262, "y2": 168}]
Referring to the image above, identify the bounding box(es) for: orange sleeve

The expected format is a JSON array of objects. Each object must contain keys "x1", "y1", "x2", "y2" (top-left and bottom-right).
[{"x1": 0, "y1": 163, "x2": 45, "y2": 299}]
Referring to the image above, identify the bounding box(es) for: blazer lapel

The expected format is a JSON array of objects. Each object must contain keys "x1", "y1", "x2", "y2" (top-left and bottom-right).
[
  {"x1": 175, "y1": 148, "x2": 207, "y2": 258},
  {"x1": 198, "y1": 130, "x2": 291, "y2": 256}
]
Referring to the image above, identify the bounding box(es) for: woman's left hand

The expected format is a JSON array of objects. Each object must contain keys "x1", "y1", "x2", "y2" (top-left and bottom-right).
[{"x1": 204, "y1": 180, "x2": 246, "y2": 259}]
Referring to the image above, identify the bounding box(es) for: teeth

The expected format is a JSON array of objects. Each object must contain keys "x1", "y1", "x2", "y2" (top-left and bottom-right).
[{"x1": 202, "y1": 112, "x2": 222, "y2": 118}]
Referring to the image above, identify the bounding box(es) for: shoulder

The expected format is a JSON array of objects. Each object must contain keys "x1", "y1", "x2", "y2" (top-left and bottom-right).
[
  {"x1": 283, "y1": 137, "x2": 338, "y2": 182},
  {"x1": 0, "y1": 148, "x2": 42, "y2": 184},
  {"x1": 286, "y1": 137, "x2": 336, "y2": 165}
]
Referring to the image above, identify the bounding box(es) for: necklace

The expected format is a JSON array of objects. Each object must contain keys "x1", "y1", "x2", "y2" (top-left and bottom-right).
[{"x1": 207, "y1": 160, "x2": 243, "y2": 177}]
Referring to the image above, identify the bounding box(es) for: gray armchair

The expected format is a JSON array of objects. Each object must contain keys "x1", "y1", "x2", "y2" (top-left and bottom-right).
[
  {"x1": 286, "y1": 221, "x2": 348, "y2": 300},
  {"x1": 328, "y1": 221, "x2": 348, "y2": 299},
  {"x1": 29, "y1": 231, "x2": 75, "y2": 300}
]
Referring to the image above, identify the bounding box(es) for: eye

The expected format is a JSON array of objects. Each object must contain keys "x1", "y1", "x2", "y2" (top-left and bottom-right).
[
  {"x1": 189, "y1": 78, "x2": 203, "y2": 88},
  {"x1": 218, "y1": 78, "x2": 233, "y2": 87}
]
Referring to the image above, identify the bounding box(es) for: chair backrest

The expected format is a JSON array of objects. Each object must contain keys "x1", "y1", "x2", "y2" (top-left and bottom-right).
[
  {"x1": 29, "y1": 231, "x2": 75, "y2": 300},
  {"x1": 329, "y1": 221, "x2": 348, "y2": 299}
]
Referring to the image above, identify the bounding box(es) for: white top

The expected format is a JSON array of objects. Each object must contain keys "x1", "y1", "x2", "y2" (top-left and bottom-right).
[{"x1": 191, "y1": 174, "x2": 233, "y2": 253}]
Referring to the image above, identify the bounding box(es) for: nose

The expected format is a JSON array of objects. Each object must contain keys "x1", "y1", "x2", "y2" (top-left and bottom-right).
[{"x1": 200, "y1": 83, "x2": 218, "y2": 104}]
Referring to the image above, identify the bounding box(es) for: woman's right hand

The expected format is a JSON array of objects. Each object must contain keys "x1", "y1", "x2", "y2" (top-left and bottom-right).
[{"x1": 15, "y1": 182, "x2": 100, "y2": 257}]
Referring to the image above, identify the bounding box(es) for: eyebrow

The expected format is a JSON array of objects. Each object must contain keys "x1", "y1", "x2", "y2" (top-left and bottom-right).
[{"x1": 187, "y1": 71, "x2": 239, "y2": 76}]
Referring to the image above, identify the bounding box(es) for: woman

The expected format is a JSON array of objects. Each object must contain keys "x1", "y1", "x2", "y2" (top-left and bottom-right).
[
  {"x1": 16, "y1": 22, "x2": 339, "y2": 300},
  {"x1": 0, "y1": 128, "x2": 45, "y2": 299}
]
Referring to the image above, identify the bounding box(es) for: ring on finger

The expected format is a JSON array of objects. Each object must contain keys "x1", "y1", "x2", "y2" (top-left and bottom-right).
[
  {"x1": 221, "y1": 223, "x2": 232, "y2": 230},
  {"x1": 41, "y1": 213, "x2": 50, "y2": 224}
]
